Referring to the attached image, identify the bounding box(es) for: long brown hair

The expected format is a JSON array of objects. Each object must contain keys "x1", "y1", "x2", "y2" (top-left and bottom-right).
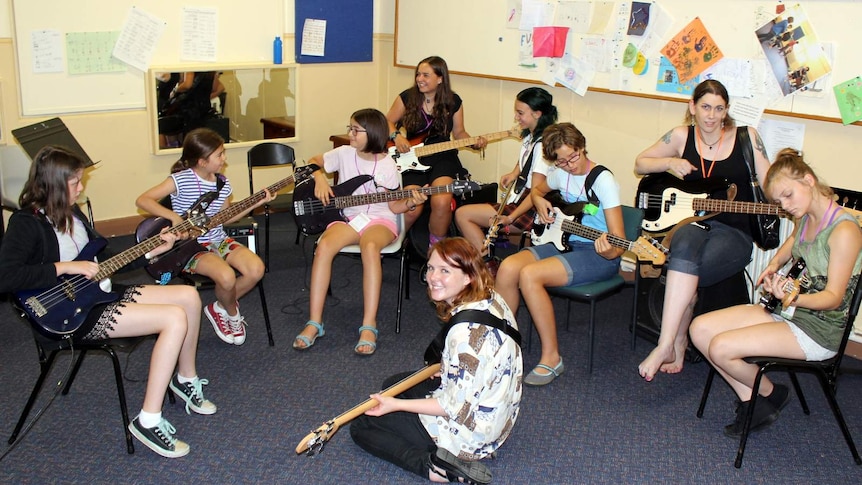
[
  {"x1": 684, "y1": 79, "x2": 736, "y2": 129},
  {"x1": 765, "y1": 148, "x2": 833, "y2": 200},
  {"x1": 171, "y1": 128, "x2": 224, "y2": 173},
  {"x1": 19, "y1": 146, "x2": 87, "y2": 233},
  {"x1": 399, "y1": 56, "x2": 456, "y2": 137},
  {"x1": 427, "y1": 237, "x2": 494, "y2": 322}
]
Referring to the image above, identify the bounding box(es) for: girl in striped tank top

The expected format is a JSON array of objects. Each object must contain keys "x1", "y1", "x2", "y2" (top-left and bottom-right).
[{"x1": 137, "y1": 128, "x2": 272, "y2": 346}]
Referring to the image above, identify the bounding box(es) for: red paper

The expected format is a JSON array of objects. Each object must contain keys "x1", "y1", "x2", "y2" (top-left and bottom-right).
[{"x1": 532, "y1": 26, "x2": 569, "y2": 58}]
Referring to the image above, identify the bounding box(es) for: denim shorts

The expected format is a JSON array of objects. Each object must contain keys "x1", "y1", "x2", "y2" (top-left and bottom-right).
[
  {"x1": 666, "y1": 221, "x2": 753, "y2": 287},
  {"x1": 526, "y1": 241, "x2": 620, "y2": 286}
]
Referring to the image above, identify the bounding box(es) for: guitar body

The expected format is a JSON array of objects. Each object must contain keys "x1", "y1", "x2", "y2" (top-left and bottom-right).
[
  {"x1": 135, "y1": 216, "x2": 206, "y2": 283},
  {"x1": 636, "y1": 173, "x2": 731, "y2": 232},
  {"x1": 14, "y1": 238, "x2": 118, "y2": 337},
  {"x1": 293, "y1": 174, "x2": 375, "y2": 235},
  {"x1": 388, "y1": 143, "x2": 432, "y2": 173},
  {"x1": 530, "y1": 203, "x2": 587, "y2": 252},
  {"x1": 760, "y1": 258, "x2": 807, "y2": 313}
]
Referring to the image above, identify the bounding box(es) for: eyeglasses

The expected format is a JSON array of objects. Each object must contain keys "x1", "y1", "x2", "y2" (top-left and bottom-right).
[
  {"x1": 554, "y1": 150, "x2": 581, "y2": 167},
  {"x1": 346, "y1": 125, "x2": 367, "y2": 134}
]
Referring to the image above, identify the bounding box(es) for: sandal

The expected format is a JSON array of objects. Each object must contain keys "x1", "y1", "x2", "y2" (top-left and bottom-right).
[
  {"x1": 354, "y1": 325, "x2": 378, "y2": 356},
  {"x1": 429, "y1": 448, "x2": 491, "y2": 485},
  {"x1": 293, "y1": 320, "x2": 324, "y2": 350}
]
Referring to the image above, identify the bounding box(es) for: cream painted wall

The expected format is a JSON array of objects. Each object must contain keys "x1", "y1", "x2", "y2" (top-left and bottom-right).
[{"x1": 1, "y1": 0, "x2": 860, "y2": 232}]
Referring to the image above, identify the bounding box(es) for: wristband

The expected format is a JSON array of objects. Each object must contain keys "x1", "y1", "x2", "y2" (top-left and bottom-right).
[{"x1": 389, "y1": 131, "x2": 400, "y2": 141}]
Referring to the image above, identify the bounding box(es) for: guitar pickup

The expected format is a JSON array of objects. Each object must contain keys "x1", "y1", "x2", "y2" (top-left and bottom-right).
[{"x1": 663, "y1": 192, "x2": 676, "y2": 213}]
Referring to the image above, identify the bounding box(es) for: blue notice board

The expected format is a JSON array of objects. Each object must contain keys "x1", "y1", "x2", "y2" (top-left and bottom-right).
[{"x1": 295, "y1": 0, "x2": 373, "y2": 64}]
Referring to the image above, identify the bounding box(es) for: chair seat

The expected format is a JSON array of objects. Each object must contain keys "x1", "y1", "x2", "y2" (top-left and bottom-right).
[{"x1": 549, "y1": 274, "x2": 625, "y2": 299}]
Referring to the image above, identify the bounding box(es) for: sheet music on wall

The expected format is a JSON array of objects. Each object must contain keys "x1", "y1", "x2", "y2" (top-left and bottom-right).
[{"x1": 181, "y1": 6, "x2": 218, "y2": 62}]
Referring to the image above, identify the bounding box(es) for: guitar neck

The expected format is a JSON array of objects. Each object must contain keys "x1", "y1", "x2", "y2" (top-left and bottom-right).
[
  {"x1": 559, "y1": 219, "x2": 632, "y2": 252},
  {"x1": 693, "y1": 198, "x2": 786, "y2": 216},
  {"x1": 93, "y1": 218, "x2": 198, "y2": 280},
  {"x1": 208, "y1": 175, "x2": 296, "y2": 228},
  {"x1": 333, "y1": 184, "x2": 461, "y2": 209},
  {"x1": 413, "y1": 130, "x2": 513, "y2": 158}
]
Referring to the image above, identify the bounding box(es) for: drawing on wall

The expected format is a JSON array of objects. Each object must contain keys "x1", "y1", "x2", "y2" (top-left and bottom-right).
[
  {"x1": 655, "y1": 56, "x2": 699, "y2": 95},
  {"x1": 833, "y1": 76, "x2": 862, "y2": 125},
  {"x1": 660, "y1": 17, "x2": 723, "y2": 84},
  {"x1": 755, "y1": 4, "x2": 831, "y2": 96}
]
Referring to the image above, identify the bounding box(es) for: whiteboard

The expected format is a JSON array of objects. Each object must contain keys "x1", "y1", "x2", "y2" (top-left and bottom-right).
[
  {"x1": 395, "y1": 0, "x2": 859, "y2": 122},
  {"x1": 12, "y1": 0, "x2": 281, "y2": 115}
]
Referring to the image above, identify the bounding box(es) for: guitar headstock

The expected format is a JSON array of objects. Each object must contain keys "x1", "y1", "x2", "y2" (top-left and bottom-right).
[
  {"x1": 450, "y1": 180, "x2": 482, "y2": 196},
  {"x1": 294, "y1": 163, "x2": 317, "y2": 183},
  {"x1": 186, "y1": 210, "x2": 210, "y2": 232},
  {"x1": 296, "y1": 419, "x2": 340, "y2": 456},
  {"x1": 632, "y1": 236, "x2": 668, "y2": 265}
]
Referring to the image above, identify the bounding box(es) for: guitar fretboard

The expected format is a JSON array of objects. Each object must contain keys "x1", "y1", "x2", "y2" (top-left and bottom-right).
[
  {"x1": 93, "y1": 218, "x2": 199, "y2": 280},
  {"x1": 413, "y1": 130, "x2": 515, "y2": 158},
  {"x1": 559, "y1": 219, "x2": 632, "y2": 252},
  {"x1": 207, "y1": 174, "x2": 298, "y2": 228},
  {"x1": 693, "y1": 198, "x2": 787, "y2": 216},
  {"x1": 331, "y1": 184, "x2": 465, "y2": 209}
]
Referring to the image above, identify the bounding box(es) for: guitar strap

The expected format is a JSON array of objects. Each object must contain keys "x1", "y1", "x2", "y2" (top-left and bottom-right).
[
  {"x1": 424, "y1": 309, "x2": 522, "y2": 365},
  {"x1": 513, "y1": 136, "x2": 541, "y2": 196},
  {"x1": 584, "y1": 164, "x2": 610, "y2": 206}
]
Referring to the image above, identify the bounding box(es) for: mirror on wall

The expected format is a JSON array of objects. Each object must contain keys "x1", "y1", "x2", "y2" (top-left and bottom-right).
[{"x1": 146, "y1": 63, "x2": 298, "y2": 154}]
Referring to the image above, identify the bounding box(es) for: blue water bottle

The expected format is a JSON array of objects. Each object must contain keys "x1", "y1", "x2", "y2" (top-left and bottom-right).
[{"x1": 273, "y1": 36, "x2": 283, "y2": 64}]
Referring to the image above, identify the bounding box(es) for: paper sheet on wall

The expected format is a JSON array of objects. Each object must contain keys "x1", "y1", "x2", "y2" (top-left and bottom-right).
[
  {"x1": 67, "y1": 32, "x2": 126, "y2": 74},
  {"x1": 702, "y1": 58, "x2": 755, "y2": 99},
  {"x1": 181, "y1": 7, "x2": 218, "y2": 62},
  {"x1": 112, "y1": 6, "x2": 166, "y2": 72},
  {"x1": 756, "y1": 118, "x2": 805, "y2": 163},
  {"x1": 580, "y1": 37, "x2": 610, "y2": 73},
  {"x1": 556, "y1": 54, "x2": 595, "y2": 96},
  {"x1": 588, "y1": 2, "x2": 615, "y2": 35},
  {"x1": 301, "y1": 19, "x2": 327, "y2": 57},
  {"x1": 636, "y1": 1, "x2": 673, "y2": 58},
  {"x1": 554, "y1": 0, "x2": 591, "y2": 34},
  {"x1": 518, "y1": 30, "x2": 538, "y2": 70},
  {"x1": 506, "y1": 0, "x2": 522, "y2": 29},
  {"x1": 30, "y1": 30, "x2": 64, "y2": 73},
  {"x1": 519, "y1": 0, "x2": 555, "y2": 31},
  {"x1": 729, "y1": 98, "x2": 766, "y2": 128}
]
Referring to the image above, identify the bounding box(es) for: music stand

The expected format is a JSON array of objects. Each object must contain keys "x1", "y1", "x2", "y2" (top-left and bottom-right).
[{"x1": 12, "y1": 118, "x2": 96, "y2": 167}]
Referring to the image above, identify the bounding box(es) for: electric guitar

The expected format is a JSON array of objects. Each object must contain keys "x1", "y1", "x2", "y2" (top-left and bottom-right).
[
  {"x1": 530, "y1": 204, "x2": 668, "y2": 265},
  {"x1": 137, "y1": 165, "x2": 315, "y2": 282},
  {"x1": 296, "y1": 363, "x2": 441, "y2": 456},
  {"x1": 15, "y1": 211, "x2": 210, "y2": 337},
  {"x1": 759, "y1": 258, "x2": 808, "y2": 313},
  {"x1": 636, "y1": 172, "x2": 787, "y2": 232},
  {"x1": 293, "y1": 168, "x2": 481, "y2": 235},
  {"x1": 480, "y1": 183, "x2": 518, "y2": 277},
  {"x1": 389, "y1": 128, "x2": 519, "y2": 173}
]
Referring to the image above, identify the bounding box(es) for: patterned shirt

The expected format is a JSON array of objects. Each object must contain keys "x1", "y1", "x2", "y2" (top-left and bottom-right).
[
  {"x1": 169, "y1": 168, "x2": 232, "y2": 244},
  {"x1": 419, "y1": 292, "x2": 523, "y2": 460}
]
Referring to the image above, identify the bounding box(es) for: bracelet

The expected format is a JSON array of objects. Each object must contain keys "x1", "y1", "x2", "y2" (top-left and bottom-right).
[
  {"x1": 407, "y1": 201, "x2": 416, "y2": 211},
  {"x1": 389, "y1": 131, "x2": 400, "y2": 141}
]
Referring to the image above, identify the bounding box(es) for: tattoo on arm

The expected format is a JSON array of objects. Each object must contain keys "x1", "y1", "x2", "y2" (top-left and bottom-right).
[
  {"x1": 661, "y1": 130, "x2": 673, "y2": 144},
  {"x1": 754, "y1": 131, "x2": 769, "y2": 161}
]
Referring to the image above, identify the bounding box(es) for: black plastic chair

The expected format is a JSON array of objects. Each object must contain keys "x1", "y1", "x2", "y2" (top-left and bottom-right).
[
  {"x1": 247, "y1": 142, "x2": 296, "y2": 266},
  {"x1": 697, "y1": 279, "x2": 862, "y2": 468},
  {"x1": 8, "y1": 320, "x2": 174, "y2": 454}
]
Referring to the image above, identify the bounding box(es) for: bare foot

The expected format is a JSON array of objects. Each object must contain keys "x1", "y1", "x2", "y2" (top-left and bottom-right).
[
  {"x1": 638, "y1": 346, "x2": 674, "y2": 382},
  {"x1": 659, "y1": 339, "x2": 688, "y2": 374}
]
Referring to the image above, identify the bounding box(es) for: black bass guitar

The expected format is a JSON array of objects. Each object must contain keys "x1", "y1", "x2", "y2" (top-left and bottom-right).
[
  {"x1": 293, "y1": 167, "x2": 481, "y2": 235},
  {"x1": 760, "y1": 258, "x2": 808, "y2": 313},
  {"x1": 15, "y1": 211, "x2": 209, "y2": 336},
  {"x1": 530, "y1": 203, "x2": 668, "y2": 265},
  {"x1": 636, "y1": 172, "x2": 786, "y2": 232},
  {"x1": 137, "y1": 165, "x2": 315, "y2": 282}
]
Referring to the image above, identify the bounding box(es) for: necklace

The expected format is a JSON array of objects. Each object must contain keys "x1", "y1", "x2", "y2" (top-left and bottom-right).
[
  {"x1": 697, "y1": 126, "x2": 722, "y2": 149},
  {"x1": 695, "y1": 125, "x2": 724, "y2": 179}
]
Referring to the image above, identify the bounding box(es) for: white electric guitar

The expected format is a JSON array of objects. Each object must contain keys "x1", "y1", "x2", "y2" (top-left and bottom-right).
[{"x1": 389, "y1": 129, "x2": 519, "y2": 173}]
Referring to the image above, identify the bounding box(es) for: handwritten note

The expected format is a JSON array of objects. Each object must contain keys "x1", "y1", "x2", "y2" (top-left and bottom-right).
[
  {"x1": 66, "y1": 32, "x2": 126, "y2": 74},
  {"x1": 181, "y1": 7, "x2": 218, "y2": 62},
  {"x1": 31, "y1": 30, "x2": 64, "y2": 73},
  {"x1": 112, "y1": 6, "x2": 166, "y2": 72},
  {"x1": 301, "y1": 19, "x2": 327, "y2": 57}
]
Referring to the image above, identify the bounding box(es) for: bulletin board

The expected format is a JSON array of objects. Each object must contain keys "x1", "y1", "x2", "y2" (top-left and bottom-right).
[
  {"x1": 11, "y1": 0, "x2": 282, "y2": 116},
  {"x1": 294, "y1": 0, "x2": 373, "y2": 64},
  {"x1": 395, "y1": 0, "x2": 862, "y2": 123}
]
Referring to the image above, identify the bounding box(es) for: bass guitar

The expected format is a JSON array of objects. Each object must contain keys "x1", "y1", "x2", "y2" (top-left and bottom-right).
[
  {"x1": 15, "y1": 211, "x2": 210, "y2": 336},
  {"x1": 636, "y1": 172, "x2": 786, "y2": 232},
  {"x1": 137, "y1": 165, "x2": 315, "y2": 282},
  {"x1": 296, "y1": 363, "x2": 441, "y2": 456},
  {"x1": 760, "y1": 258, "x2": 809, "y2": 313},
  {"x1": 293, "y1": 169, "x2": 481, "y2": 235},
  {"x1": 389, "y1": 128, "x2": 518, "y2": 173},
  {"x1": 530, "y1": 204, "x2": 668, "y2": 265},
  {"x1": 480, "y1": 183, "x2": 517, "y2": 277}
]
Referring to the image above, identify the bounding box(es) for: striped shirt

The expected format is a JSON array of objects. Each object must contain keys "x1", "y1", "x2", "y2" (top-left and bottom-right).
[{"x1": 169, "y1": 168, "x2": 231, "y2": 244}]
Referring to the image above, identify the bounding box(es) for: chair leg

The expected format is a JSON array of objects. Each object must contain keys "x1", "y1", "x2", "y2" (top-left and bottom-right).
[
  {"x1": 696, "y1": 367, "x2": 717, "y2": 418},
  {"x1": 789, "y1": 372, "x2": 809, "y2": 414},
  {"x1": 104, "y1": 346, "x2": 136, "y2": 454},
  {"x1": 735, "y1": 367, "x2": 767, "y2": 468},
  {"x1": 63, "y1": 349, "x2": 89, "y2": 395},
  {"x1": 264, "y1": 208, "x2": 271, "y2": 271},
  {"x1": 587, "y1": 300, "x2": 596, "y2": 374},
  {"x1": 816, "y1": 371, "x2": 862, "y2": 464},
  {"x1": 395, "y1": 247, "x2": 408, "y2": 334},
  {"x1": 257, "y1": 279, "x2": 275, "y2": 346},
  {"x1": 8, "y1": 351, "x2": 60, "y2": 444},
  {"x1": 630, "y1": 276, "x2": 639, "y2": 351}
]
